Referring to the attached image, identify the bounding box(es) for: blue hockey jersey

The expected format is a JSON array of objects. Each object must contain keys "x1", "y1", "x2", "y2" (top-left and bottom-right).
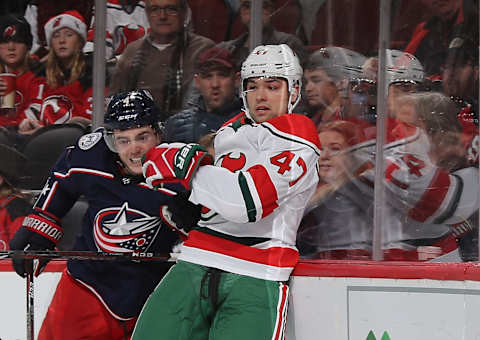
[{"x1": 32, "y1": 128, "x2": 180, "y2": 319}]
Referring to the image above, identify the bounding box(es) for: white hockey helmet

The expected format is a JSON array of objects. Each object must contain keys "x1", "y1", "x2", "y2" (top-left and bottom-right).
[
  {"x1": 386, "y1": 49, "x2": 424, "y2": 85},
  {"x1": 240, "y1": 44, "x2": 303, "y2": 118},
  {"x1": 307, "y1": 46, "x2": 367, "y2": 82}
]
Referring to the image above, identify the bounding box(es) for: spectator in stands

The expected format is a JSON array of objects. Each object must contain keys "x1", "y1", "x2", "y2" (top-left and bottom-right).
[
  {"x1": 297, "y1": 120, "x2": 374, "y2": 259},
  {"x1": 163, "y1": 47, "x2": 242, "y2": 143},
  {"x1": 442, "y1": 22, "x2": 479, "y2": 169},
  {"x1": 0, "y1": 0, "x2": 30, "y2": 17},
  {"x1": 0, "y1": 14, "x2": 45, "y2": 128},
  {"x1": 109, "y1": 0, "x2": 214, "y2": 115},
  {"x1": 0, "y1": 143, "x2": 31, "y2": 250},
  {"x1": 303, "y1": 46, "x2": 367, "y2": 126},
  {"x1": 9, "y1": 89, "x2": 182, "y2": 339},
  {"x1": 217, "y1": 0, "x2": 309, "y2": 69},
  {"x1": 85, "y1": 0, "x2": 149, "y2": 60},
  {"x1": 23, "y1": 0, "x2": 94, "y2": 60},
  {"x1": 18, "y1": 10, "x2": 94, "y2": 135},
  {"x1": 303, "y1": 46, "x2": 376, "y2": 141},
  {"x1": 403, "y1": 0, "x2": 470, "y2": 78}
]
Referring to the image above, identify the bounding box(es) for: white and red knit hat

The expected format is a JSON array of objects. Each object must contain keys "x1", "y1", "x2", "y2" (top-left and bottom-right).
[{"x1": 44, "y1": 10, "x2": 87, "y2": 46}]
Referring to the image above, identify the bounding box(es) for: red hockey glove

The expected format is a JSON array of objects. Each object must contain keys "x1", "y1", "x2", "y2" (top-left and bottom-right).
[
  {"x1": 9, "y1": 213, "x2": 63, "y2": 278},
  {"x1": 142, "y1": 143, "x2": 213, "y2": 190}
]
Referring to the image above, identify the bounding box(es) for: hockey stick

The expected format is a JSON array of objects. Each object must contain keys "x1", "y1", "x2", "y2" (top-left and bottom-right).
[
  {"x1": 6, "y1": 251, "x2": 171, "y2": 340},
  {"x1": 1, "y1": 250, "x2": 172, "y2": 262},
  {"x1": 26, "y1": 263, "x2": 34, "y2": 340}
]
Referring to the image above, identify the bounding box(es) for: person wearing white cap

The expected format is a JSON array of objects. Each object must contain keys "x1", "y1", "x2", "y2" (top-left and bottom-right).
[{"x1": 18, "y1": 10, "x2": 94, "y2": 135}]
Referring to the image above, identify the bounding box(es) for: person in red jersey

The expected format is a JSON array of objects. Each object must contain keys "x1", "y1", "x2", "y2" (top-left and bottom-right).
[
  {"x1": 0, "y1": 14, "x2": 46, "y2": 129},
  {"x1": 19, "y1": 10, "x2": 96, "y2": 135}
]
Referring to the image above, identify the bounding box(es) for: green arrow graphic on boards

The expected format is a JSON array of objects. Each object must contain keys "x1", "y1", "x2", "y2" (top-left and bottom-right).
[
  {"x1": 366, "y1": 330, "x2": 391, "y2": 340},
  {"x1": 381, "y1": 331, "x2": 391, "y2": 340}
]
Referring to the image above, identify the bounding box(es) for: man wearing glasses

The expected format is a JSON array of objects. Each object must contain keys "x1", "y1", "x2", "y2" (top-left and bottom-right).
[{"x1": 109, "y1": 0, "x2": 214, "y2": 115}]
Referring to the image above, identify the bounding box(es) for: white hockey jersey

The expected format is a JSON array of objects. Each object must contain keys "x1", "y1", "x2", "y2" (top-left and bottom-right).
[
  {"x1": 86, "y1": 0, "x2": 149, "y2": 58},
  {"x1": 354, "y1": 120, "x2": 479, "y2": 233},
  {"x1": 180, "y1": 113, "x2": 321, "y2": 281}
]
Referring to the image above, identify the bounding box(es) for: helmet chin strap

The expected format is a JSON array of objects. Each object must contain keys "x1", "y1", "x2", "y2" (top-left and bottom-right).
[{"x1": 288, "y1": 83, "x2": 302, "y2": 113}]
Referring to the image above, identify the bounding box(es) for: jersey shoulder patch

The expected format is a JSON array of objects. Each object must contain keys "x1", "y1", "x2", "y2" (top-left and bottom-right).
[
  {"x1": 78, "y1": 132, "x2": 103, "y2": 150},
  {"x1": 263, "y1": 114, "x2": 321, "y2": 150}
]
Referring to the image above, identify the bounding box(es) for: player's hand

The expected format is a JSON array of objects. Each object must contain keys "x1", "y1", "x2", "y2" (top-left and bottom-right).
[
  {"x1": 142, "y1": 143, "x2": 213, "y2": 190},
  {"x1": 9, "y1": 214, "x2": 63, "y2": 277},
  {"x1": 18, "y1": 118, "x2": 43, "y2": 135},
  {"x1": 166, "y1": 191, "x2": 202, "y2": 234}
]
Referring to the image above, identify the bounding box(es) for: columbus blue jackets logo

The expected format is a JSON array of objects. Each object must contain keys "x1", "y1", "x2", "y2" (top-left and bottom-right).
[{"x1": 94, "y1": 202, "x2": 162, "y2": 253}]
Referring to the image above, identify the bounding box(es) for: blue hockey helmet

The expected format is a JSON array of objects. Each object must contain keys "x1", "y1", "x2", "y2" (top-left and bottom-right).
[{"x1": 103, "y1": 89, "x2": 164, "y2": 152}]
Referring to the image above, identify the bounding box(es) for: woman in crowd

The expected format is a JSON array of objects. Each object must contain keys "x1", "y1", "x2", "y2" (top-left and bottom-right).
[
  {"x1": 19, "y1": 10, "x2": 94, "y2": 134},
  {"x1": 297, "y1": 120, "x2": 374, "y2": 259}
]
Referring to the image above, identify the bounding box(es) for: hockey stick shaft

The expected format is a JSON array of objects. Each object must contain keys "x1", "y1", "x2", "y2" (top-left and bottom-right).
[
  {"x1": 26, "y1": 266, "x2": 34, "y2": 340},
  {"x1": 1, "y1": 250, "x2": 172, "y2": 262}
]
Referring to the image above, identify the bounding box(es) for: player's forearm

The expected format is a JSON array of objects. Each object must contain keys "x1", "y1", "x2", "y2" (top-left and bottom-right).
[{"x1": 189, "y1": 165, "x2": 252, "y2": 223}]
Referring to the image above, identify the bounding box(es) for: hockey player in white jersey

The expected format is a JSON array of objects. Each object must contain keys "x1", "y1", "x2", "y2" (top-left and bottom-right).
[{"x1": 133, "y1": 44, "x2": 320, "y2": 339}]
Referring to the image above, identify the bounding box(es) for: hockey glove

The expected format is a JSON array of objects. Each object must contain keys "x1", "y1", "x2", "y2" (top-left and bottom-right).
[
  {"x1": 167, "y1": 191, "x2": 202, "y2": 234},
  {"x1": 143, "y1": 142, "x2": 213, "y2": 190},
  {"x1": 9, "y1": 214, "x2": 63, "y2": 278}
]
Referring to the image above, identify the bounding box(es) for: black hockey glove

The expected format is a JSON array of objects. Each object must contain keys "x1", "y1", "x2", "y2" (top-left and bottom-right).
[
  {"x1": 167, "y1": 191, "x2": 202, "y2": 234},
  {"x1": 457, "y1": 228, "x2": 478, "y2": 262},
  {"x1": 9, "y1": 214, "x2": 63, "y2": 277}
]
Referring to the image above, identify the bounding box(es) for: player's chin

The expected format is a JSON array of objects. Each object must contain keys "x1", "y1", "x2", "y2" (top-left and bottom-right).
[
  {"x1": 251, "y1": 111, "x2": 271, "y2": 123},
  {"x1": 126, "y1": 161, "x2": 143, "y2": 176}
]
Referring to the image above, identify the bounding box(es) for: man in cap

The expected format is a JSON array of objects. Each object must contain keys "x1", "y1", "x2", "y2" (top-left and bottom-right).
[{"x1": 163, "y1": 46, "x2": 242, "y2": 143}]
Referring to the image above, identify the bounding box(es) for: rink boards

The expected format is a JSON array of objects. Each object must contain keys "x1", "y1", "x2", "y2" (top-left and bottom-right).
[{"x1": 2, "y1": 259, "x2": 480, "y2": 340}]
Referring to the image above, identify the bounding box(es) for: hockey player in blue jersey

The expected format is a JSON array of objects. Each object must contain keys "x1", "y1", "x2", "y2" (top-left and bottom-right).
[{"x1": 9, "y1": 89, "x2": 181, "y2": 340}]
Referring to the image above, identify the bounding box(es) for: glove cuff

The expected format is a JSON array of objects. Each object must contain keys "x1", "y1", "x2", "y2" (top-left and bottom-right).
[{"x1": 22, "y1": 214, "x2": 64, "y2": 244}]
